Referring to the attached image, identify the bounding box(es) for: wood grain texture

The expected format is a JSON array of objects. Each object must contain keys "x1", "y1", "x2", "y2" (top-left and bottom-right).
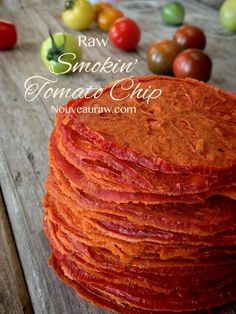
[
  {"x1": 0, "y1": 1, "x2": 235, "y2": 314},
  {"x1": 198, "y1": 0, "x2": 223, "y2": 8},
  {"x1": 0, "y1": 191, "x2": 33, "y2": 314}
]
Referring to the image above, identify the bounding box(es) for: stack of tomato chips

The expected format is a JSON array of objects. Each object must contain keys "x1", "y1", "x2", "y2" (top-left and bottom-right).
[{"x1": 43, "y1": 76, "x2": 236, "y2": 313}]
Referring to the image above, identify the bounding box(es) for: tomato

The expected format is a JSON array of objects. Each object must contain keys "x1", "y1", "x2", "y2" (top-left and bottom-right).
[
  {"x1": 94, "y1": 2, "x2": 113, "y2": 22},
  {"x1": 220, "y1": 0, "x2": 236, "y2": 32},
  {"x1": 109, "y1": 17, "x2": 141, "y2": 51},
  {"x1": 173, "y1": 25, "x2": 206, "y2": 50},
  {"x1": 62, "y1": 0, "x2": 95, "y2": 30},
  {"x1": 161, "y1": 2, "x2": 185, "y2": 25},
  {"x1": 173, "y1": 48, "x2": 212, "y2": 82},
  {"x1": 97, "y1": 8, "x2": 124, "y2": 31},
  {"x1": 0, "y1": 20, "x2": 17, "y2": 50},
  {"x1": 41, "y1": 32, "x2": 82, "y2": 75},
  {"x1": 147, "y1": 40, "x2": 182, "y2": 75}
]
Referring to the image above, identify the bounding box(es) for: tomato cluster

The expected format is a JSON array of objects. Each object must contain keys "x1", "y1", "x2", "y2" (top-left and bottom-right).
[
  {"x1": 41, "y1": 0, "x2": 227, "y2": 81},
  {"x1": 94, "y1": 2, "x2": 141, "y2": 51},
  {"x1": 40, "y1": 1, "x2": 141, "y2": 74},
  {"x1": 147, "y1": 24, "x2": 212, "y2": 82},
  {"x1": 61, "y1": 0, "x2": 124, "y2": 32},
  {"x1": 60, "y1": 1, "x2": 212, "y2": 81},
  {"x1": 62, "y1": 1, "x2": 141, "y2": 51}
]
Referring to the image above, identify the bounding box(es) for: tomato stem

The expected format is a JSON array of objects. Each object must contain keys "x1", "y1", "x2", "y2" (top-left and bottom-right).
[
  {"x1": 47, "y1": 30, "x2": 67, "y2": 62},
  {"x1": 65, "y1": 0, "x2": 74, "y2": 10}
]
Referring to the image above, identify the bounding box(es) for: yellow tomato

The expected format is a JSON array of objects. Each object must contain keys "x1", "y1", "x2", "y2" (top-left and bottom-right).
[
  {"x1": 97, "y1": 8, "x2": 124, "y2": 32},
  {"x1": 62, "y1": 0, "x2": 95, "y2": 30}
]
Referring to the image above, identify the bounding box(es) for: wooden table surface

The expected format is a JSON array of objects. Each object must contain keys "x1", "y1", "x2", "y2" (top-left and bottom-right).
[{"x1": 0, "y1": 0, "x2": 235, "y2": 313}]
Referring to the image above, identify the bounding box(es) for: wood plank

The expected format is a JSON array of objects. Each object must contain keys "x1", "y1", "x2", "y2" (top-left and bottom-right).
[
  {"x1": 0, "y1": 191, "x2": 33, "y2": 314},
  {"x1": 0, "y1": 1, "x2": 235, "y2": 314},
  {"x1": 198, "y1": 0, "x2": 223, "y2": 8}
]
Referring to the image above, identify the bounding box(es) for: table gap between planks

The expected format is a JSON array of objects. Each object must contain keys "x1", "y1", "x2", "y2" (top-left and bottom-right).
[{"x1": 0, "y1": 0, "x2": 235, "y2": 313}]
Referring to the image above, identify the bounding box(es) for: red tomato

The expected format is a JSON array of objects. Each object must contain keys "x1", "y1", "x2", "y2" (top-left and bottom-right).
[
  {"x1": 173, "y1": 25, "x2": 206, "y2": 50},
  {"x1": 173, "y1": 48, "x2": 212, "y2": 82},
  {"x1": 0, "y1": 20, "x2": 17, "y2": 50},
  {"x1": 109, "y1": 17, "x2": 141, "y2": 51}
]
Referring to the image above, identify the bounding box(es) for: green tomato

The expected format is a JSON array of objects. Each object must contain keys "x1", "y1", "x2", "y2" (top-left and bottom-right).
[
  {"x1": 62, "y1": 0, "x2": 95, "y2": 30},
  {"x1": 161, "y1": 2, "x2": 185, "y2": 25},
  {"x1": 220, "y1": 0, "x2": 236, "y2": 32},
  {"x1": 40, "y1": 32, "x2": 82, "y2": 75}
]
